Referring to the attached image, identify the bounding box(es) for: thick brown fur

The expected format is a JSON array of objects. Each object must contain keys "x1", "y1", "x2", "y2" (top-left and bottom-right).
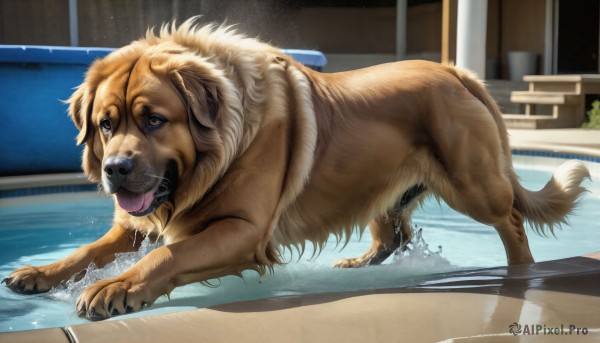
[{"x1": 4, "y1": 19, "x2": 590, "y2": 319}]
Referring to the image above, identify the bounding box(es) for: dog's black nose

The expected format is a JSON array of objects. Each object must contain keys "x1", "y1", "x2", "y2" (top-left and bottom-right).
[{"x1": 103, "y1": 156, "x2": 133, "y2": 188}]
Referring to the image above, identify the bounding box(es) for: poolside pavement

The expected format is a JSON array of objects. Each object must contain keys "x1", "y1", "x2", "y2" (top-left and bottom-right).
[{"x1": 508, "y1": 128, "x2": 600, "y2": 157}]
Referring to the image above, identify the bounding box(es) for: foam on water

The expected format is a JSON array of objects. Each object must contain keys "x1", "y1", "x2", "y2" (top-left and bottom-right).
[{"x1": 49, "y1": 238, "x2": 160, "y2": 303}]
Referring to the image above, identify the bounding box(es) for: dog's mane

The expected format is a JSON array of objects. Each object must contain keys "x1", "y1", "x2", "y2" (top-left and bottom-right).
[
  {"x1": 147, "y1": 18, "x2": 279, "y2": 58},
  {"x1": 145, "y1": 20, "x2": 320, "y2": 265},
  {"x1": 140, "y1": 20, "x2": 318, "y2": 264},
  {"x1": 144, "y1": 18, "x2": 289, "y2": 156}
]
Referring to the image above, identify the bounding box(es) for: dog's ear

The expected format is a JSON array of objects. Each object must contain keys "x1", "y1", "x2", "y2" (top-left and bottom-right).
[
  {"x1": 66, "y1": 84, "x2": 94, "y2": 146},
  {"x1": 166, "y1": 56, "x2": 222, "y2": 131},
  {"x1": 65, "y1": 83, "x2": 103, "y2": 182}
]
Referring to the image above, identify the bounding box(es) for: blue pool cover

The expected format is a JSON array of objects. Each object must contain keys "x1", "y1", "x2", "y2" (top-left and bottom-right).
[{"x1": 0, "y1": 45, "x2": 327, "y2": 176}]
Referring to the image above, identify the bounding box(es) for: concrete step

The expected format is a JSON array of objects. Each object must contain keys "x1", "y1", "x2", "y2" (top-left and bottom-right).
[
  {"x1": 510, "y1": 91, "x2": 580, "y2": 105},
  {"x1": 523, "y1": 74, "x2": 600, "y2": 83},
  {"x1": 487, "y1": 80, "x2": 527, "y2": 114},
  {"x1": 502, "y1": 114, "x2": 579, "y2": 129}
]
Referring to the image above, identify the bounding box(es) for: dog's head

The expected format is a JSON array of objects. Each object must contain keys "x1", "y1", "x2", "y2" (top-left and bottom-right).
[{"x1": 67, "y1": 40, "x2": 243, "y2": 217}]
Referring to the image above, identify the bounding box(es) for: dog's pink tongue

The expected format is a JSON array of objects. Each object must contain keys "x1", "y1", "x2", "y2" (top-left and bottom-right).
[{"x1": 115, "y1": 189, "x2": 154, "y2": 213}]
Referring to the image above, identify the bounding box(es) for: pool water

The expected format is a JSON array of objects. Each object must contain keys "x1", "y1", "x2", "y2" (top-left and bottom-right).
[{"x1": 0, "y1": 155, "x2": 598, "y2": 331}]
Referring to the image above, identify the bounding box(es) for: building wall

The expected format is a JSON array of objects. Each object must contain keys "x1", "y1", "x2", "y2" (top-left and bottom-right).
[
  {"x1": 0, "y1": 0, "x2": 70, "y2": 45},
  {"x1": 0, "y1": 0, "x2": 555, "y2": 78},
  {"x1": 0, "y1": 1, "x2": 441, "y2": 55},
  {"x1": 295, "y1": 7, "x2": 396, "y2": 53},
  {"x1": 76, "y1": 0, "x2": 304, "y2": 49},
  {"x1": 500, "y1": 0, "x2": 547, "y2": 78},
  {"x1": 406, "y1": 2, "x2": 442, "y2": 55}
]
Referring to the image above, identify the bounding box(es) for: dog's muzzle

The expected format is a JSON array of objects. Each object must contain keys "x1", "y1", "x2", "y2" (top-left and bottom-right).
[{"x1": 102, "y1": 156, "x2": 175, "y2": 217}]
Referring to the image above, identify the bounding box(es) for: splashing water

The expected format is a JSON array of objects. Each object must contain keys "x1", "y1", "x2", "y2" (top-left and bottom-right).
[
  {"x1": 49, "y1": 239, "x2": 160, "y2": 302},
  {"x1": 391, "y1": 227, "x2": 453, "y2": 270},
  {"x1": 47, "y1": 227, "x2": 453, "y2": 303}
]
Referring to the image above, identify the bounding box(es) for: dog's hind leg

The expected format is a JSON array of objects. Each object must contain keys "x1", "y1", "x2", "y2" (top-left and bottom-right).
[
  {"x1": 426, "y1": 121, "x2": 535, "y2": 265},
  {"x1": 432, "y1": 171, "x2": 535, "y2": 266},
  {"x1": 332, "y1": 215, "x2": 400, "y2": 268},
  {"x1": 494, "y1": 208, "x2": 534, "y2": 265},
  {"x1": 333, "y1": 184, "x2": 427, "y2": 268}
]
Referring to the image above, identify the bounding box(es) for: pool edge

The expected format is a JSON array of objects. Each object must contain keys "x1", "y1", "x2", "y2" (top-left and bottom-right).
[{"x1": 0, "y1": 173, "x2": 90, "y2": 191}]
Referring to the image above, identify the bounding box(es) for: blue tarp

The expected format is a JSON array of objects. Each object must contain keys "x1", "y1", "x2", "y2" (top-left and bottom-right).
[
  {"x1": 0, "y1": 45, "x2": 115, "y2": 65},
  {"x1": 0, "y1": 45, "x2": 327, "y2": 67}
]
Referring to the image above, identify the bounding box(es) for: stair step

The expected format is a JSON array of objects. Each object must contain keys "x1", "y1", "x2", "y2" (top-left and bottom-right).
[
  {"x1": 503, "y1": 114, "x2": 555, "y2": 119},
  {"x1": 502, "y1": 114, "x2": 574, "y2": 129},
  {"x1": 510, "y1": 91, "x2": 580, "y2": 105},
  {"x1": 523, "y1": 74, "x2": 600, "y2": 83}
]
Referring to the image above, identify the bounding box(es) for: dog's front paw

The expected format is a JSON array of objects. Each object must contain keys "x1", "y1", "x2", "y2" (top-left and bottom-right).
[
  {"x1": 332, "y1": 257, "x2": 367, "y2": 268},
  {"x1": 76, "y1": 277, "x2": 159, "y2": 320},
  {"x1": 3, "y1": 266, "x2": 56, "y2": 294}
]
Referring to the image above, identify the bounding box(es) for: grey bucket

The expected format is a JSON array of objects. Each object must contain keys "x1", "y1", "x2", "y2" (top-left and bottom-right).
[{"x1": 508, "y1": 51, "x2": 538, "y2": 81}]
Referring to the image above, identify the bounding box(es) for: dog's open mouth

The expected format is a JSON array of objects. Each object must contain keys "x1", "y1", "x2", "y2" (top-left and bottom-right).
[
  {"x1": 115, "y1": 165, "x2": 176, "y2": 217},
  {"x1": 116, "y1": 180, "x2": 171, "y2": 216}
]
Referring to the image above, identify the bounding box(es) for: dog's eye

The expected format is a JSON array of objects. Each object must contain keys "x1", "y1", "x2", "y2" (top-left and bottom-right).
[
  {"x1": 147, "y1": 115, "x2": 165, "y2": 129},
  {"x1": 100, "y1": 119, "x2": 112, "y2": 132}
]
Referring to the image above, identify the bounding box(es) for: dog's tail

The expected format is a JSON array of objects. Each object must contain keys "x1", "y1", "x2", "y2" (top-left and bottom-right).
[
  {"x1": 451, "y1": 65, "x2": 591, "y2": 235},
  {"x1": 512, "y1": 161, "x2": 590, "y2": 235}
]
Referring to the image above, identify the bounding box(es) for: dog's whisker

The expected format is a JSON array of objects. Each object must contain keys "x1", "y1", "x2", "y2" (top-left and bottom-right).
[
  {"x1": 154, "y1": 190, "x2": 170, "y2": 198},
  {"x1": 145, "y1": 173, "x2": 169, "y2": 182}
]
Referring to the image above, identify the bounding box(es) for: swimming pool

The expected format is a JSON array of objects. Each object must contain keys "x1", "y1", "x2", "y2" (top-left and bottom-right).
[{"x1": 0, "y1": 154, "x2": 598, "y2": 332}]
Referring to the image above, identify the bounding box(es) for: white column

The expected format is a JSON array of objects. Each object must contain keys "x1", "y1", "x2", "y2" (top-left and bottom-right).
[
  {"x1": 456, "y1": 0, "x2": 487, "y2": 78},
  {"x1": 396, "y1": 0, "x2": 407, "y2": 61}
]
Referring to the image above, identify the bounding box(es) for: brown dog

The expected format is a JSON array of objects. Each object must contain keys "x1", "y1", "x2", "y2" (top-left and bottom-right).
[{"x1": 4, "y1": 20, "x2": 590, "y2": 319}]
